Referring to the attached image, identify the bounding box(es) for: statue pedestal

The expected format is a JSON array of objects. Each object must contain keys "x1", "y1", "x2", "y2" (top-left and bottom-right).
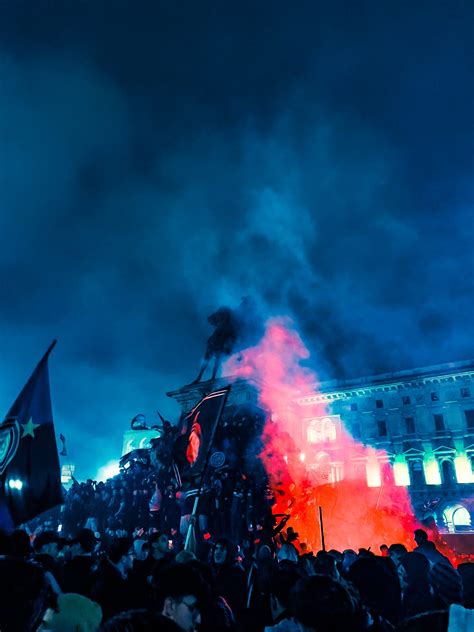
[{"x1": 166, "y1": 376, "x2": 263, "y2": 420}]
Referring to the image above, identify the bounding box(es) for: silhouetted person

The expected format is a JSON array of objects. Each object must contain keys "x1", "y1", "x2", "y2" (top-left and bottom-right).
[
  {"x1": 0, "y1": 556, "x2": 52, "y2": 631},
  {"x1": 210, "y1": 538, "x2": 247, "y2": 623},
  {"x1": 61, "y1": 528, "x2": 98, "y2": 597},
  {"x1": 289, "y1": 575, "x2": 368, "y2": 632},
  {"x1": 399, "y1": 552, "x2": 436, "y2": 618},
  {"x1": 413, "y1": 529, "x2": 451, "y2": 567},
  {"x1": 91, "y1": 537, "x2": 134, "y2": 621}
]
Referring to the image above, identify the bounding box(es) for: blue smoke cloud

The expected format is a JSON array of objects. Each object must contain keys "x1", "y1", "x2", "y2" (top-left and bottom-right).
[{"x1": 0, "y1": 2, "x2": 473, "y2": 478}]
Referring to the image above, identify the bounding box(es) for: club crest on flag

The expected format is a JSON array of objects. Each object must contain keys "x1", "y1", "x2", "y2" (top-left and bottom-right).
[
  {"x1": 0, "y1": 418, "x2": 20, "y2": 476},
  {"x1": 209, "y1": 451, "x2": 225, "y2": 469},
  {"x1": 0, "y1": 340, "x2": 63, "y2": 527}
]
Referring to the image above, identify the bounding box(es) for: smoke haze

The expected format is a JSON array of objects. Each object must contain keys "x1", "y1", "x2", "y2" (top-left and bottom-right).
[{"x1": 0, "y1": 2, "x2": 473, "y2": 477}]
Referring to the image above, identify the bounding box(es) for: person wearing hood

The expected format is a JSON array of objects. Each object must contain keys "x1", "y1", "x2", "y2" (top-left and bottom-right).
[{"x1": 210, "y1": 538, "x2": 247, "y2": 623}]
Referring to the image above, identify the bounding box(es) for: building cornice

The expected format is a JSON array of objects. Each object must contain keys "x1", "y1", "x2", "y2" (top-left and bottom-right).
[{"x1": 297, "y1": 361, "x2": 474, "y2": 404}]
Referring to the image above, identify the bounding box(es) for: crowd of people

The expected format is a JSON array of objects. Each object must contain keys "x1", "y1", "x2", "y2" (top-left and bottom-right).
[
  {"x1": 0, "y1": 451, "x2": 473, "y2": 632},
  {"x1": 0, "y1": 489, "x2": 473, "y2": 632},
  {"x1": 57, "y1": 458, "x2": 273, "y2": 547}
]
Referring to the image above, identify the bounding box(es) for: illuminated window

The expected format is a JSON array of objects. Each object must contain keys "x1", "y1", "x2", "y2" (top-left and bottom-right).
[
  {"x1": 443, "y1": 504, "x2": 471, "y2": 533},
  {"x1": 307, "y1": 418, "x2": 337, "y2": 444},
  {"x1": 330, "y1": 463, "x2": 344, "y2": 483},
  {"x1": 311, "y1": 452, "x2": 331, "y2": 484},
  {"x1": 393, "y1": 457, "x2": 410, "y2": 486},
  {"x1": 453, "y1": 507, "x2": 471, "y2": 529},
  {"x1": 366, "y1": 458, "x2": 381, "y2": 487},
  {"x1": 454, "y1": 453, "x2": 473, "y2": 483},
  {"x1": 307, "y1": 423, "x2": 322, "y2": 444},
  {"x1": 61, "y1": 464, "x2": 76, "y2": 484}
]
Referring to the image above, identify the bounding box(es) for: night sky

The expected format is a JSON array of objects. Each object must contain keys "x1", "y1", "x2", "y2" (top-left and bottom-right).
[{"x1": 1, "y1": 2, "x2": 473, "y2": 479}]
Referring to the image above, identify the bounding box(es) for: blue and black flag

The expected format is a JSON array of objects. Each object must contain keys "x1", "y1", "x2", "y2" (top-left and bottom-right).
[
  {"x1": 176, "y1": 386, "x2": 231, "y2": 482},
  {"x1": 0, "y1": 341, "x2": 63, "y2": 528}
]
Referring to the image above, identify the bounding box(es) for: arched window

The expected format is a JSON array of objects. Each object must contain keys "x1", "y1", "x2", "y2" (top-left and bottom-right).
[
  {"x1": 322, "y1": 418, "x2": 337, "y2": 441},
  {"x1": 409, "y1": 459, "x2": 425, "y2": 488},
  {"x1": 307, "y1": 418, "x2": 337, "y2": 444},
  {"x1": 443, "y1": 504, "x2": 472, "y2": 533},
  {"x1": 453, "y1": 507, "x2": 471, "y2": 531},
  {"x1": 308, "y1": 451, "x2": 331, "y2": 484}
]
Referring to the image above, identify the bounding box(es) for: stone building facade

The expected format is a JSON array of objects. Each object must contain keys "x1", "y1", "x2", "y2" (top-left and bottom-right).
[
  {"x1": 296, "y1": 360, "x2": 474, "y2": 533},
  {"x1": 163, "y1": 361, "x2": 474, "y2": 534}
]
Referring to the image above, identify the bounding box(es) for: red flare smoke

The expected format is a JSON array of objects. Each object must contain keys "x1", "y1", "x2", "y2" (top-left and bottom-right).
[{"x1": 224, "y1": 318, "x2": 421, "y2": 552}]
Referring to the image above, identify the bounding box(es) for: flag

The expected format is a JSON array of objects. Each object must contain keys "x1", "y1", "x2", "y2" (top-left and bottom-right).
[
  {"x1": 0, "y1": 341, "x2": 63, "y2": 527},
  {"x1": 180, "y1": 386, "x2": 230, "y2": 552},
  {"x1": 178, "y1": 386, "x2": 231, "y2": 482}
]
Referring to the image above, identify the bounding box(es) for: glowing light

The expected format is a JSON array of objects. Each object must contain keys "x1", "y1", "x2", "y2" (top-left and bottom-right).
[
  {"x1": 393, "y1": 456, "x2": 410, "y2": 486},
  {"x1": 8, "y1": 479, "x2": 23, "y2": 490},
  {"x1": 366, "y1": 457, "x2": 381, "y2": 487},
  {"x1": 307, "y1": 417, "x2": 337, "y2": 443},
  {"x1": 423, "y1": 454, "x2": 442, "y2": 485},
  {"x1": 443, "y1": 504, "x2": 472, "y2": 532},
  {"x1": 223, "y1": 318, "x2": 419, "y2": 552},
  {"x1": 454, "y1": 453, "x2": 473, "y2": 483},
  {"x1": 96, "y1": 460, "x2": 120, "y2": 482},
  {"x1": 61, "y1": 464, "x2": 75, "y2": 485},
  {"x1": 453, "y1": 507, "x2": 471, "y2": 528},
  {"x1": 299, "y1": 452, "x2": 306, "y2": 462}
]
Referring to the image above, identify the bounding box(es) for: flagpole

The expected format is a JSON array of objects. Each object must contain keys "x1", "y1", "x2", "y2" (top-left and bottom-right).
[
  {"x1": 319, "y1": 506, "x2": 326, "y2": 551},
  {"x1": 184, "y1": 386, "x2": 230, "y2": 551},
  {"x1": 43, "y1": 339, "x2": 58, "y2": 361}
]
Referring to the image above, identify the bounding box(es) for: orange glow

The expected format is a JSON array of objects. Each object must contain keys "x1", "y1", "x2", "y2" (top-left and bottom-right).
[{"x1": 224, "y1": 318, "x2": 420, "y2": 552}]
